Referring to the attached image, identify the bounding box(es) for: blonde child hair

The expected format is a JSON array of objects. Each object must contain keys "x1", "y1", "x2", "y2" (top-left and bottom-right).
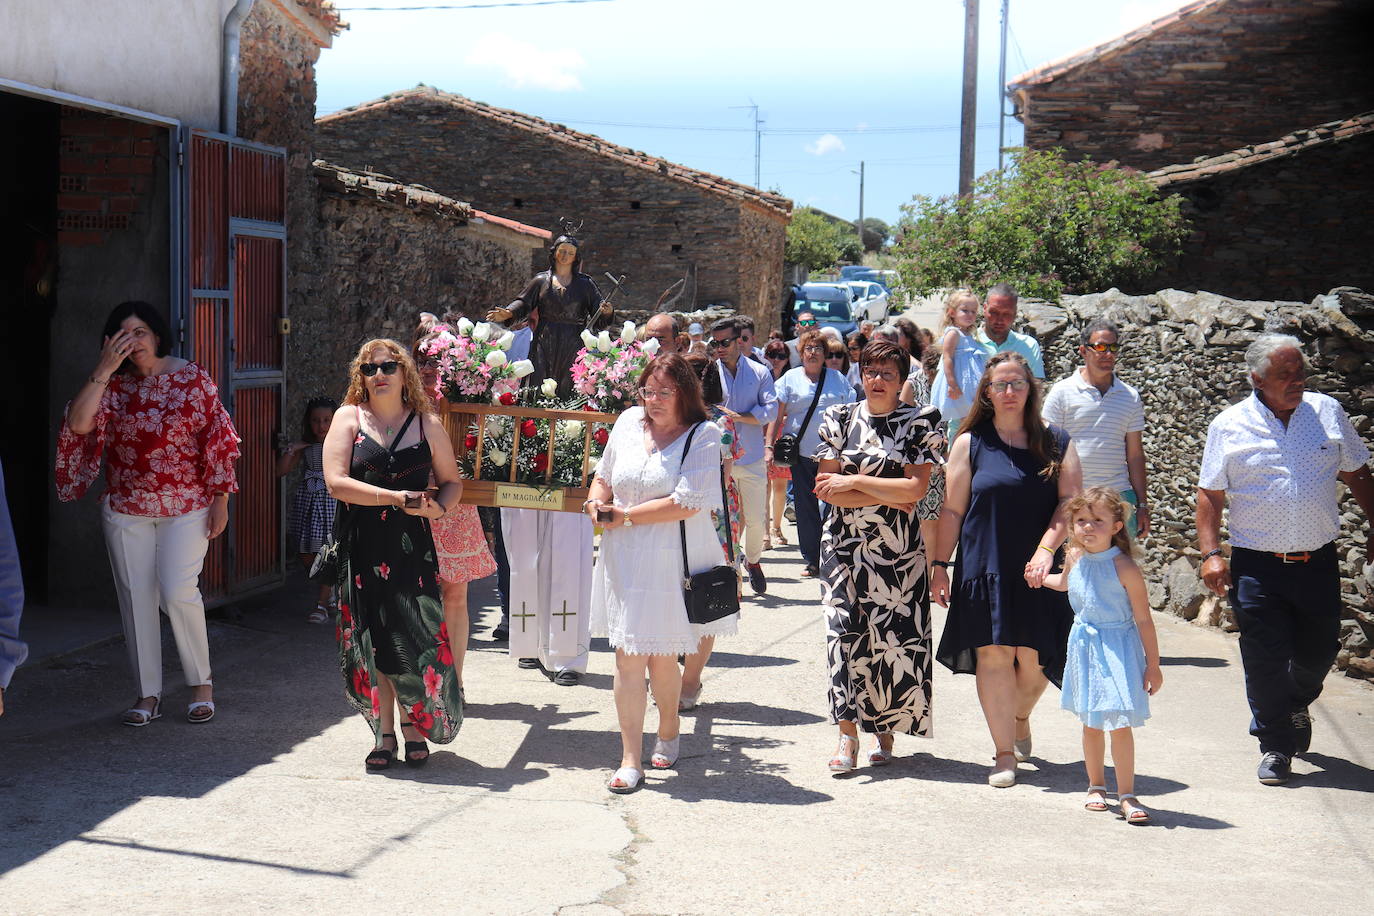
[
  {"x1": 1062, "y1": 486, "x2": 1136, "y2": 571},
  {"x1": 940, "y1": 288, "x2": 980, "y2": 331}
]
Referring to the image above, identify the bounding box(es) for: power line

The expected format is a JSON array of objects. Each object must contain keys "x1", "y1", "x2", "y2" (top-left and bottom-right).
[
  {"x1": 543, "y1": 118, "x2": 1000, "y2": 134},
  {"x1": 335, "y1": 0, "x2": 611, "y2": 10}
]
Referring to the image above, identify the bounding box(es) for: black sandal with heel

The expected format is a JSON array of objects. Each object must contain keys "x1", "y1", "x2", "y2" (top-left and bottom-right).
[
  {"x1": 366, "y1": 733, "x2": 397, "y2": 772},
  {"x1": 400, "y1": 720, "x2": 430, "y2": 768}
]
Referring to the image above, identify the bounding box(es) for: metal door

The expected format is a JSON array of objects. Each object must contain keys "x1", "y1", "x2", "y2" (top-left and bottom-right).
[{"x1": 184, "y1": 129, "x2": 288, "y2": 601}]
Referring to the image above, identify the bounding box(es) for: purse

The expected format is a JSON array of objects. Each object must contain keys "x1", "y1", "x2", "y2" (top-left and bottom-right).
[
  {"x1": 678, "y1": 424, "x2": 741, "y2": 625},
  {"x1": 771, "y1": 369, "x2": 827, "y2": 468}
]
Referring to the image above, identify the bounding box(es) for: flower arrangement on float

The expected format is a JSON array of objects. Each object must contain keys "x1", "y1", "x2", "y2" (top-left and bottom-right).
[
  {"x1": 570, "y1": 321, "x2": 661, "y2": 413},
  {"x1": 415, "y1": 317, "x2": 535, "y2": 405}
]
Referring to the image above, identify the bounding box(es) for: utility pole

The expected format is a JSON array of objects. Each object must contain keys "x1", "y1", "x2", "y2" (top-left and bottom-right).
[
  {"x1": 856, "y1": 160, "x2": 865, "y2": 252},
  {"x1": 959, "y1": 0, "x2": 979, "y2": 198},
  {"x1": 731, "y1": 102, "x2": 763, "y2": 187},
  {"x1": 997, "y1": 0, "x2": 1009, "y2": 174}
]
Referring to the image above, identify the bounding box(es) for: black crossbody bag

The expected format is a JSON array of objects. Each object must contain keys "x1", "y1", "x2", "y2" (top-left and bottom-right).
[
  {"x1": 678, "y1": 424, "x2": 740, "y2": 625},
  {"x1": 771, "y1": 370, "x2": 826, "y2": 467}
]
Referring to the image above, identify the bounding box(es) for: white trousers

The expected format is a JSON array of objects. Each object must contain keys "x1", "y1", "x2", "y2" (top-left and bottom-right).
[
  {"x1": 502, "y1": 509, "x2": 593, "y2": 673},
  {"x1": 733, "y1": 460, "x2": 768, "y2": 564},
  {"x1": 102, "y1": 503, "x2": 213, "y2": 698}
]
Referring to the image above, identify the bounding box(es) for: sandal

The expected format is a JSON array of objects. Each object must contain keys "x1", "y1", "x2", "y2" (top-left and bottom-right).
[
  {"x1": 366, "y1": 733, "x2": 397, "y2": 772},
  {"x1": 307, "y1": 603, "x2": 330, "y2": 624},
  {"x1": 122, "y1": 697, "x2": 161, "y2": 727},
  {"x1": 651, "y1": 736, "x2": 680, "y2": 769},
  {"x1": 608, "y1": 766, "x2": 643, "y2": 794},
  {"x1": 187, "y1": 700, "x2": 215, "y2": 724},
  {"x1": 399, "y1": 720, "x2": 430, "y2": 767},
  {"x1": 1014, "y1": 715, "x2": 1032, "y2": 761},
  {"x1": 1084, "y1": 785, "x2": 1111, "y2": 811},
  {"x1": 678, "y1": 684, "x2": 702, "y2": 712},
  {"x1": 988, "y1": 750, "x2": 1018, "y2": 788},
  {"x1": 1119, "y1": 794, "x2": 1151, "y2": 824},
  {"x1": 770, "y1": 527, "x2": 788, "y2": 546},
  {"x1": 828, "y1": 734, "x2": 858, "y2": 773}
]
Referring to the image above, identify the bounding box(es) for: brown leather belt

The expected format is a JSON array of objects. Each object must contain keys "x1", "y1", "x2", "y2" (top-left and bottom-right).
[{"x1": 1270, "y1": 551, "x2": 1312, "y2": 564}]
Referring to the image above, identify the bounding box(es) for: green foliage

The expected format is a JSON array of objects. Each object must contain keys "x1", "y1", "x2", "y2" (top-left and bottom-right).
[
  {"x1": 786, "y1": 207, "x2": 863, "y2": 272},
  {"x1": 891, "y1": 148, "x2": 1190, "y2": 301},
  {"x1": 860, "y1": 217, "x2": 890, "y2": 252}
]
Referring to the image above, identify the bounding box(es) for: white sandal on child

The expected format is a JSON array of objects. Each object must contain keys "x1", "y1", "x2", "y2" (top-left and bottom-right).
[
  {"x1": 651, "y1": 736, "x2": 680, "y2": 769},
  {"x1": 607, "y1": 766, "x2": 644, "y2": 794}
]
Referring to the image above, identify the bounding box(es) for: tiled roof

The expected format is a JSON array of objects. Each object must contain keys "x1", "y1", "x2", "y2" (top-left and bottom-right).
[
  {"x1": 1148, "y1": 111, "x2": 1374, "y2": 187},
  {"x1": 265, "y1": 0, "x2": 347, "y2": 44},
  {"x1": 469, "y1": 209, "x2": 552, "y2": 241},
  {"x1": 1008, "y1": 0, "x2": 1227, "y2": 90},
  {"x1": 318, "y1": 86, "x2": 793, "y2": 220}
]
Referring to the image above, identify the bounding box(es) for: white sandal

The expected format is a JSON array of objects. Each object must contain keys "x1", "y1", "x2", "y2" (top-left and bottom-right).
[
  {"x1": 828, "y1": 735, "x2": 858, "y2": 773},
  {"x1": 868, "y1": 735, "x2": 894, "y2": 767},
  {"x1": 122, "y1": 698, "x2": 161, "y2": 727},
  {"x1": 1084, "y1": 785, "x2": 1111, "y2": 811},
  {"x1": 988, "y1": 750, "x2": 1018, "y2": 788},
  {"x1": 607, "y1": 766, "x2": 644, "y2": 794},
  {"x1": 651, "y1": 736, "x2": 680, "y2": 769},
  {"x1": 678, "y1": 685, "x2": 702, "y2": 712},
  {"x1": 187, "y1": 700, "x2": 216, "y2": 724}
]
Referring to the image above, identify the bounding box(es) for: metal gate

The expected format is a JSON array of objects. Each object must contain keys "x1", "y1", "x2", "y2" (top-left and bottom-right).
[{"x1": 184, "y1": 129, "x2": 288, "y2": 601}]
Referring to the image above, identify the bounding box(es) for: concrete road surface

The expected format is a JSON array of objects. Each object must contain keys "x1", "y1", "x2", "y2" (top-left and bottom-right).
[{"x1": 2, "y1": 524, "x2": 1372, "y2": 915}]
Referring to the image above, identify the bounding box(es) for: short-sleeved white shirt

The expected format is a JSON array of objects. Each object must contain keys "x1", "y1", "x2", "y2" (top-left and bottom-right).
[
  {"x1": 1042, "y1": 370, "x2": 1145, "y2": 491},
  {"x1": 1198, "y1": 391, "x2": 1370, "y2": 552}
]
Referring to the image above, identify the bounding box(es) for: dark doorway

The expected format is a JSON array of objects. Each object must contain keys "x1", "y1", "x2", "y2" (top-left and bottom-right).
[{"x1": 1, "y1": 93, "x2": 58, "y2": 602}]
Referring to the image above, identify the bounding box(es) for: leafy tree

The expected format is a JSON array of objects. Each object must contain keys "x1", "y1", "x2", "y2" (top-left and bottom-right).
[
  {"x1": 860, "y1": 217, "x2": 890, "y2": 252},
  {"x1": 892, "y1": 148, "x2": 1189, "y2": 300},
  {"x1": 785, "y1": 207, "x2": 863, "y2": 272}
]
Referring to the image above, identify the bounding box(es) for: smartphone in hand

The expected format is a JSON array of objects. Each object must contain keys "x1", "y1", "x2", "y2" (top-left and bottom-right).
[{"x1": 596, "y1": 506, "x2": 614, "y2": 524}]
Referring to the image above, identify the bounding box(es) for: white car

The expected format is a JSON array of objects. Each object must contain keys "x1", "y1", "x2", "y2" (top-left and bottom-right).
[{"x1": 843, "y1": 280, "x2": 890, "y2": 323}]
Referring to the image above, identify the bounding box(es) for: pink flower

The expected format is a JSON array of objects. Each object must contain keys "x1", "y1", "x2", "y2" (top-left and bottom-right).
[
  {"x1": 423, "y1": 665, "x2": 442, "y2": 699},
  {"x1": 377, "y1": 562, "x2": 391, "y2": 580},
  {"x1": 354, "y1": 573, "x2": 363, "y2": 589}
]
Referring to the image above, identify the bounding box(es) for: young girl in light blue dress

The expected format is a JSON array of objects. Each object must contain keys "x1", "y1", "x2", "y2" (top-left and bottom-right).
[
  {"x1": 1045, "y1": 487, "x2": 1163, "y2": 824},
  {"x1": 929, "y1": 289, "x2": 986, "y2": 435}
]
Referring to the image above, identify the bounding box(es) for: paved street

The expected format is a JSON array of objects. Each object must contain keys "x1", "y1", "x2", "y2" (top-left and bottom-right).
[{"x1": 2, "y1": 525, "x2": 1372, "y2": 915}]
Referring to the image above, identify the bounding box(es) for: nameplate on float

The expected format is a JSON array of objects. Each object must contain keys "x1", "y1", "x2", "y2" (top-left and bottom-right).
[{"x1": 493, "y1": 483, "x2": 564, "y2": 509}]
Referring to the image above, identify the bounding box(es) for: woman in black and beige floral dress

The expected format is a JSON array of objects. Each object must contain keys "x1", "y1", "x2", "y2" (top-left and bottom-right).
[{"x1": 813, "y1": 340, "x2": 942, "y2": 773}]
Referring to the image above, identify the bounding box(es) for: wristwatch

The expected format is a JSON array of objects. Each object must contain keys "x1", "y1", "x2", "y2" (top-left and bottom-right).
[
  {"x1": 623, "y1": 508, "x2": 633, "y2": 528},
  {"x1": 1200, "y1": 547, "x2": 1223, "y2": 562}
]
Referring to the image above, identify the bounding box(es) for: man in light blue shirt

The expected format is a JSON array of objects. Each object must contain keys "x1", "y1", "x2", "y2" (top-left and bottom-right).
[
  {"x1": 976, "y1": 283, "x2": 1045, "y2": 379},
  {"x1": 712, "y1": 317, "x2": 778, "y2": 594},
  {"x1": 0, "y1": 460, "x2": 27, "y2": 717}
]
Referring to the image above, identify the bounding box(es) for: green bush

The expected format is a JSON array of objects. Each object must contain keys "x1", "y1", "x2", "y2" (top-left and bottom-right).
[
  {"x1": 892, "y1": 148, "x2": 1189, "y2": 300},
  {"x1": 785, "y1": 207, "x2": 863, "y2": 273}
]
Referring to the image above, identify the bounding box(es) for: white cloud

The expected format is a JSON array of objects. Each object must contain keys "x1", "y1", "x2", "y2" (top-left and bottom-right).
[
  {"x1": 855, "y1": 121, "x2": 869, "y2": 132},
  {"x1": 805, "y1": 133, "x2": 846, "y2": 156},
  {"x1": 465, "y1": 33, "x2": 586, "y2": 92}
]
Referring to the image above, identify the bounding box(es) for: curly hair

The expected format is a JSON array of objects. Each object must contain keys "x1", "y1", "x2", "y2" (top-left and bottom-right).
[
  {"x1": 957, "y1": 351, "x2": 1059, "y2": 479},
  {"x1": 940, "y1": 288, "x2": 980, "y2": 331},
  {"x1": 637, "y1": 353, "x2": 708, "y2": 427},
  {"x1": 1063, "y1": 486, "x2": 1136, "y2": 570},
  {"x1": 342, "y1": 338, "x2": 434, "y2": 416}
]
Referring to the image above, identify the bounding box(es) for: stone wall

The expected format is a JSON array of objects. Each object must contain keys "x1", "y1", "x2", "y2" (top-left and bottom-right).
[
  {"x1": 314, "y1": 90, "x2": 789, "y2": 333},
  {"x1": 1139, "y1": 132, "x2": 1374, "y2": 302},
  {"x1": 289, "y1": 164, "x2": 543, "y2": 423},
  {"x1": 1021, "y1": 286, "x2": 1374, "y2": 679},
  {"x1": 1013, "y1": 0, "x2": 1374, "y2": 172}
]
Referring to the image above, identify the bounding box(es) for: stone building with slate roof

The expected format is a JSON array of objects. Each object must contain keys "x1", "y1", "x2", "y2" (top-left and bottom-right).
[
  {"x1": 314, "y1": 86, "x2": 793, "y2": 331},
  {"x1": 1007, "y1": 0, "x2": 1374, "y2": 300}
]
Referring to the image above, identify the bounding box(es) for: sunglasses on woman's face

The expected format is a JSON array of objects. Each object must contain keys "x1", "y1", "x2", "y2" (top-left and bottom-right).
[
  {"x1": 826, "y1": 351, "x2": 844, "y2": 360},
  {"x1": 360, "y1": 360, "x2": 400, "y2": 377}
]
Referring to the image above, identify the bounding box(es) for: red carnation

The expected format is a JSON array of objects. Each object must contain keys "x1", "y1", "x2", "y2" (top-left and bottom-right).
[
  {"x1": 499, "y1": 391, "x2": 516, "y2": 406},
  {"x1": 532, "y1": 452, "x2": 549, "y2": 473},
  {"x1": 593, "y1": 427, "x2": 610, "y2": 446},
  {"x1": 464, "y1": 432, "x2": 478, "y2": 449},
  {"x1": 520, "y1": 419, "x2": 538, "y2": 438}
]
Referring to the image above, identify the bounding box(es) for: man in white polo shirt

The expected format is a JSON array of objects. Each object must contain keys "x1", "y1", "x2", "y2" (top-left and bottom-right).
[
  {"x1": 977, "y1": 283, "x2": 1045, "y2": 379},
  {"x1": 1042, "y1": 318, "x2": 1150, "y2": 537},
  {"x1": 1196, "y1": 334, "x2": 1373, "y2": 786}
]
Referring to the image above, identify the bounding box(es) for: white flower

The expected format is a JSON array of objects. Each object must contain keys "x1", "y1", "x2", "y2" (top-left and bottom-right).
[
  {"x1": 485, "y1": 350, "x2": 508, "y2": 368},
  {"x1": 511, "y1": 359, "x2": 535, "y2": 379},
  {"x1": 620, "y1": 321, "x2": 637, "y2": 344},
  {"x1": 472, "y1": 322, "x2": 492, "y2": 342},
  {"x1": 456, "y1": 317, "x2": 474, "y2": 335},
  {"x1": 580, "y1": 329, "x2": 598, "y2": 349},
  {"x1": 485, "y1": 416, "x2": 504, "y2": 436},
  {"x1": 596, "y1": 330, "x2": 613, "y2": 352},
  {"x1": 557, "y1": 420, "x2": 584, "y2": 440},
  {"x1": 495, "y1": 330, "x2": 515, "y2": 350},
  {"x1": 540, "y1": 378, "x2": 558, "y2": 398},
  {"x1": 642, "y1": 337, "x2": 661, "y2": 356},
  {"x1": 488, "y1": 449, "x2": 508, "y2": 467}
]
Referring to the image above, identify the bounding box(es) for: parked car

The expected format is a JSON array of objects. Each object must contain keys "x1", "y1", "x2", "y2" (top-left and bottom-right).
[
  {"x1": 841, "y1": 267, "x2": 900, "y2": 291},
  {"x1": 791, "y1": 282, "x2": 858, "y2": 342},
  {"x1": 843, "y1": 280, "x2": 891, "y2": 323}
]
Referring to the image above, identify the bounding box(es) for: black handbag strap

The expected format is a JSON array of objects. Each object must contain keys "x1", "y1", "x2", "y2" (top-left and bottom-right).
[
  {"x1": 793, "y1": 369, "x2": 828, "y2": 444},
  {"x1": 676, "y1": 423, "x2": 703, "y2": 586}
]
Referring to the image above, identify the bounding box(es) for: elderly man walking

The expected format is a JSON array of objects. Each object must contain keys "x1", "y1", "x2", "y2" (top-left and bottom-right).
[
  {"x1": 1042, "y1": 318, "x2": 1150, "y2": 537},
  {"x1": 1196, "y1": 334, "x2": 1373, "y2": 786},
  {"x1": 712, "y1": 317, "x2": 778, "y2": 594},
  {"x1": 978, "y1": 283, "x2": 1045, "y2": 379}
]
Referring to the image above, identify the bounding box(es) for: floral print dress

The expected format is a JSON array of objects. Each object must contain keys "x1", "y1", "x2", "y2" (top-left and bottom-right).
[
  {"x1": 816, "y1": 401, "x2": 942, "y2": 736},
  {"x1": 335, "y1": 415, "x2": 461, "y2": 745},
  {"x1": 710, "y1": 407, "x2": 744, "y2": 566}
]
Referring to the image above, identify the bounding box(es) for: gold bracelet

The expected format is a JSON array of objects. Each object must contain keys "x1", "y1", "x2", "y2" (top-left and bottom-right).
[
  {"x1": 89, "y1": 374, "x2": 109, "y2": 386},
  {"x1": 1037, "y1": 543, "x2": 1056, "y2": 554}
]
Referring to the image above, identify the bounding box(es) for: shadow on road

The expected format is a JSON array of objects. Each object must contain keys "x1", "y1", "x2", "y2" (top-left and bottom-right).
[
  {"x1": 1161, "y1": 655, "x2": 1230, "y2": 668},
  {"x1": 1294, "y1": 752, "x2": 1374, "y2": 793}
]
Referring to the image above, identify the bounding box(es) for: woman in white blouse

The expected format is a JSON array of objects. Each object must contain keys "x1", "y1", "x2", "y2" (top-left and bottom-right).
[{"x1": 586, "y1": 354, "x2": 735, "y2": 794}]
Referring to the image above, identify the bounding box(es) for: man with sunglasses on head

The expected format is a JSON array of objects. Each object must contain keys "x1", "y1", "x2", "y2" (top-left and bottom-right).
[
  {"x1": 711, "y1": 317, "x2": 778, "y2": 594},
  {"x1": 1042, "y1": 318, "x2": 1150, "y2": 537}
]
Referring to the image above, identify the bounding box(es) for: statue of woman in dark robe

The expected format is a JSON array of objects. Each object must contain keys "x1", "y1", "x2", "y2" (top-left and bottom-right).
[{"x1": 486, "y1": 232, "x2": 612, "y2": 398}]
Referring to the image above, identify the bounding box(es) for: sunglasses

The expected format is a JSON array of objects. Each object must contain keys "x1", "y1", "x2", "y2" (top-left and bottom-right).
[
  {"x1": 360, "y1": 360, "x2": 400, "y2": 377},
  {"x1": 826, "y1": 351, "x2": 845, "y2": 359},
  {"x1": 796, "y1": 319, "x2": 818, "y2": 327},
  {"x1": 707, "y1": 336, "x2": 739, "y2": 350},
  {"x1": 1084, "y1": 342, "x2": 1121, "y2": 353},
  {"x1": 802, "y1": 345, "x2": 825, "y2": 354}
]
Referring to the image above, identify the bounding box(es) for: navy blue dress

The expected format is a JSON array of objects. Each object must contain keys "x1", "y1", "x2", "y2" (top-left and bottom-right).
[{"x1": 935, "y1": 421, "x2": 1073, "y2": 686}]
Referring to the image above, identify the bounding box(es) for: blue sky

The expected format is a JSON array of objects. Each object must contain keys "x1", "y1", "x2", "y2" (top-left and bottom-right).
[{"x1": 317, "y1": 0, "x2": 1185, "y2": 225}]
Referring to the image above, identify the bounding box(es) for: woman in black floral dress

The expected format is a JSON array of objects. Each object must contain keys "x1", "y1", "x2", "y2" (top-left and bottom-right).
[
  {"x1": 814, "y1": 340, "x2": 942, "y2": 773},
  {"x1": 323, "y1": 339, "x2": 465, "y2": 772}
]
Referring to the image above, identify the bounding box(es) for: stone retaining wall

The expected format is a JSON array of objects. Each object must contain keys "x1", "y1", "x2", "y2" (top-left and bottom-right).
[{"x1": 1021, "y1": 286, "x2": 1374, "y2": 679}]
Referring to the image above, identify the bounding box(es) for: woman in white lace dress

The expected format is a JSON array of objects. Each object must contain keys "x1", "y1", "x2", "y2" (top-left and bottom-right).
[{"x1": 586, "y1": 354, "x2": 735, "y2": 793}]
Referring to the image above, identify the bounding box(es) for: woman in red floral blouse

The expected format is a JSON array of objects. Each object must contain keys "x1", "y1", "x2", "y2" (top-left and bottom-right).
[{"x1": 56, "y1": 301, "x2": 240, "y2": 727}]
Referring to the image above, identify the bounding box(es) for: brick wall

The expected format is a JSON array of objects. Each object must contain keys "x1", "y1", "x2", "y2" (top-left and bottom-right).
[
  {"x1": 56, "y1": 107, "x2": 157, "y2": 247},
  {"x1": 1015, "y1": 0, "x2": 1374, "y2": 171},
  {"x1": 314, "y1": 93, "x2": 788, "y2": 333},
  {"x1": 1140, "y1": 134, "x2": 1374, "y2": 300},
  {"x1": 738, "y1": 204, "x2": 788, "y2": 335}
]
